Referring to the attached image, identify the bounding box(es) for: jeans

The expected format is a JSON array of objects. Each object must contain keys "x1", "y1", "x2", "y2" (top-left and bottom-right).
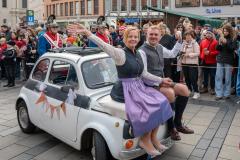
[
  {"x1": 15, "y1": 58, "x2": 21, "y2": 79},
  {"x1": 203, "y1": 64, "x2": 216, "y2": 89},
  {"x1": 236, "y1": 55, "x2": 240, "y2": 96},
  {"x1": 182, "y1": 64, "x2": 199, "y2": 92},
  {"x1": 215, "y1": 63, "x2": 232, "y2": 97},
  {"x1": 5, "y1": 64, "x2": 16, "y2": 85}
]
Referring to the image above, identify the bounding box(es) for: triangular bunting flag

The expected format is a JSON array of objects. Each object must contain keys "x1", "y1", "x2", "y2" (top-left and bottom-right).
[
  {"x1": 50, "y1": 104, "x2": 56, "y2": 119},
  {"x1": 61, "y1": 103, "x2": 66, "y2": 117},
  {"x1": 56, "y1": 107, "x2": 60, "y2": 120},
  {"x1": 45, "y1": 101, "x2": 50, "y2": 113},
  {"x1": 35, "y1": 92, "x2": 46, "y2": 105}
]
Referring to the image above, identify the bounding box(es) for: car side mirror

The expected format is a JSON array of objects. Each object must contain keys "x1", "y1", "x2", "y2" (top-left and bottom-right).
[{"x1": 60, "y1": 85, "x2": 74, "y2": 93}]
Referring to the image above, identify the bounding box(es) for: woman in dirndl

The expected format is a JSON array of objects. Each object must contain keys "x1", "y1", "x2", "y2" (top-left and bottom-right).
[{"x1": 69, "y1": 24, "x2": 173, "y2": 157}]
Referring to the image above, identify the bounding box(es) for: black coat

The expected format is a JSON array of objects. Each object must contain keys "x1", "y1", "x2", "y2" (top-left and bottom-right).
[
  {"x1": 216, "y1": 36, "x2": 237, "y2": 65},
  {"x1": 3, "y1": 48, "x2": 17, "y2": 65}
]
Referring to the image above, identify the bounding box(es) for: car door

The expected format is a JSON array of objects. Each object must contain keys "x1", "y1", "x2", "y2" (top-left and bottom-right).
[
  {"x1": 24, "y1": 58, "x2": 51, "y2": 127},
  {"x1": 40, "y1": 59, "x2": 81, "y2": 142}
]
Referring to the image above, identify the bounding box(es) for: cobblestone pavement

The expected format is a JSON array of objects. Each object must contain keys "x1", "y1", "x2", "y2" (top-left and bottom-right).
[{"x1": 0, "y1": 85, "x2": 239, "y2": 160}]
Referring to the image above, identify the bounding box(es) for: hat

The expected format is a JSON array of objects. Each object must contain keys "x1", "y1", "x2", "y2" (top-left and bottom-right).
[
  {"x1": 204, "y1": 24, "x2": 211, "y2": 27},
  {"x1": 119, "y1": 26, "x2": 127, "y2": 31},
  {"x1": 47, "y1": 20, "x2": 59, "y2": 28},
  {"x1": 7, "y1": 41, "x2": 16, "y2": 46},
  {"x1": 206, "y1": 29, "x2": 213, "y2": 33}
]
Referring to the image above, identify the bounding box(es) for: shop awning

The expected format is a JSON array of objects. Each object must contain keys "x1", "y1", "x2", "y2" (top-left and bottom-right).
[{"x1": 147, "y1": 6, "x2": 223, "y2": 28}]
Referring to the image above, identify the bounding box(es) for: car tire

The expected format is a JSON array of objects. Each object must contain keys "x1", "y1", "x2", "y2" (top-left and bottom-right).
[
  {"x1": 91, "y1": 131, "x2": 112, "y2": 160},
  {"x1": 17, "y1": 101, "x2": 36, "y2": 133}
]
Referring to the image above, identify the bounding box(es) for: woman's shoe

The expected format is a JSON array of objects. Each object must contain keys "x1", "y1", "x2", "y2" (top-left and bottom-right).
[
  {"x1": 139, "y1": 141, "x2": 162, "y2": 158},
  {"x1": 153, "y1": 143, "x2": 168, "y2": 153}
]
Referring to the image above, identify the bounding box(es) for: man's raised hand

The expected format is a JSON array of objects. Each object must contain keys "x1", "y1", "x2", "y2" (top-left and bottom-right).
[{"x1": 67, "y1": 23, "x2": 91, "y2": 36}]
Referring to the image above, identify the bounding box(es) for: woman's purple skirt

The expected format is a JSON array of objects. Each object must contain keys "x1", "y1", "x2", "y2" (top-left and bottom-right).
[{"x1": 121, "y1": 78, "x2": 173, "y2": 137}]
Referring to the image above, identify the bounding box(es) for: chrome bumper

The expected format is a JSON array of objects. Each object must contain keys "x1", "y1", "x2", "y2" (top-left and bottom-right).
[{"x1": 119, "y1": 137, "x2": 174, "y2": 160}]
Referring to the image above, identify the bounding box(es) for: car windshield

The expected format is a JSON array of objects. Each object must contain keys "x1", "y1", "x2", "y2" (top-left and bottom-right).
[{"x1": 82, "y1": 58, "x2": 118, "y2": 89}]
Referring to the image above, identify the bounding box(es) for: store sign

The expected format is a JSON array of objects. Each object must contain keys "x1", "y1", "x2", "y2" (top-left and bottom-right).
[
  {"x1": 124, "y1": 18, "x2": 139, "y2": 23},
  {"x1": 26, "y1": 10, "x2": 34, "y2": 25},
  {"x1": 206, "y1": 8, "x2": 222, "y2": 14}
]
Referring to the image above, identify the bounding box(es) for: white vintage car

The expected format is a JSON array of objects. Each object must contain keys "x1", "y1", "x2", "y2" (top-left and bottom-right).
[{"x1": 16, "y1": 47, "x2": 172, "y2": 160}]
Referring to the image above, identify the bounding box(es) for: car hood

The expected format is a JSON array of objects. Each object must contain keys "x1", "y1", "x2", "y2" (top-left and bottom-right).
[{"x1": 91, "y1": 94, "x2": 126, "y2": 120}]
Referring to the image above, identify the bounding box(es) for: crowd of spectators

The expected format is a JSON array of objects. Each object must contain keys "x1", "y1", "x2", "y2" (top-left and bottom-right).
[{"x1": 1, "y1": 18, "x2": 240, "y2": 102}]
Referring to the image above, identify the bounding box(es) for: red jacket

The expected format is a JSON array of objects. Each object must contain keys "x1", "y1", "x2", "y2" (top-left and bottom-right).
[
  {"x1": 200, "y1": 38, "x2": 219, "y2": 64},
  {"x1": 0, "y1": 43, "x2": 7, "y2": 60}
]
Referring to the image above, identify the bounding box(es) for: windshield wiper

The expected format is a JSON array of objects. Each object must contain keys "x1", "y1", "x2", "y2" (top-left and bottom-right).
[{"x1": 91, "y1": 82, "x2": 114, "y2": 87}]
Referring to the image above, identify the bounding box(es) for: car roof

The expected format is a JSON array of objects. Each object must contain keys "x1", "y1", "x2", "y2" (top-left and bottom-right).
[
  {"x1": 49, "y1": 47, "x2": 103, "y2": 55},
  {"x1": 42, "y1": 47, "x2": 105, "y2": 63}
]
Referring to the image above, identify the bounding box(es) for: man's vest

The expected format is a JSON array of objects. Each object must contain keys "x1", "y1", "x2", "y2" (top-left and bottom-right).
[{"x1": 140, "y1": 43, "x2": 165, "y2": 77}]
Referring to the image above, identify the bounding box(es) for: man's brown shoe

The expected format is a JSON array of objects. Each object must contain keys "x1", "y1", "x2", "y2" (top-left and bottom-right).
[
  {"x1": 176, "y1": 126, "x2": 194, "y2": 134},
  {"x1": 170, "y1": 128, "x2": 181, "y2": 141},
  {"x1": 200, "y1": 87, "x2": 208, "y2": 93}
]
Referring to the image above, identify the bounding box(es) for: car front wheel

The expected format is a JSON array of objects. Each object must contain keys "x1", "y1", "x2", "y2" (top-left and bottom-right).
[
  {"x1": 17, "y1": 101, "x2": 36, "y2": 133},
  {"x1": 91, "y1": 131, "x2": 112, "y2": 160}
]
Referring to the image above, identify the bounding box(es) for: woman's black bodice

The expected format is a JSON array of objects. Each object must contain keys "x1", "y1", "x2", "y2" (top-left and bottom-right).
[{"x1": 110, "y1": 47, "x2": 144, "y2": 102}]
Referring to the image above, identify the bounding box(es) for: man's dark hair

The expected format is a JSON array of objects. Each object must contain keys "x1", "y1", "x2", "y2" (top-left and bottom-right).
[{"x1": 110, "y1": 25, "x2": 115, "y2": 29}]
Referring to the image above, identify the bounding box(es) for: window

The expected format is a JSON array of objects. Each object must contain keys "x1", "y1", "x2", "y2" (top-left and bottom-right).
[
  {"x1": 22, "y1": 0, "x2": 27, "y2": 8},
  {"x1": 49, "y1": 60, "x2": 78, "y2": 88},
  {"x1": 112, "y1": 0, "x2": 118, "y2": 11},
  {"x1": 75, "y1": 1, "x2": 80, "y2": 15},
  {"x1": 202, "y1": 0, "x2": 230, "y2": 6},
  {"x1": 176, "y1": 0, "x2": 200, "y2": 8},
  {"x1": 81, "y1": 0, "x2": 85, "y2": 15},
  {"x1": 32, "y1": 59, "x2": 50, "y2": 82},
  {"x1": 87, "y1": 0, "x2": 92, "y2": 15},
  {"x1": 70, "y1": 2, "x2": 74, "y2": 16},
  {"x1": 151, "y1": 0, "x2": 158, "y2": 7},
  {"x1": 141, "y1": 0, "x2": 148, "y2": 10},
  {"x1": 94, "y1": 0, "x2": 99, "y2": 15},
  {"x1": 234, "y1": 0, "x2": 240, "y2": 4},
  {"x1": 131, "y1": 0, "x2": 137, "y2": 11},
  {"x1": 46, "y1": 6, "x2": 49, "y2": 17},
  {"x1": 121, "y1": 0, "x2": 127, "y2": 11},
  {"x1": 82, "y1": 58, "x2": 117, "y2": 89},
  {"x1": 56, "y1": 4, "x2": 60, "y2": 16},
  {"x1": 3, "y1": 19, "x2": 7, "y2": 24},
  {"x1": 162, "y1": 0, "x2": 169, "y2": 9},
  {"x1": 2, "y1": 0, "x2": 7, "y2": 8},
  {"x1": 52, "y1": 4, "x2": 56, "y2": 15},
  {"x1": 60, "y1": 3, "x2": 64, "y2": 16},
  {"x1": 65, "y1": 2, "x2": 68, "y2": 16},
  {"x1": 47, "y1": 5, "x2": 51, "y2": 17}
]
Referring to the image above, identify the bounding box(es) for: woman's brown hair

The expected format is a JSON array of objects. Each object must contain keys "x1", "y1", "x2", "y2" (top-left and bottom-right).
[
  {"x1": 183, "y1": 30, "x2": 196, "y2": 39},
  {"x1": 222, "y1": 24, "x2": 235, "y2": 39}
]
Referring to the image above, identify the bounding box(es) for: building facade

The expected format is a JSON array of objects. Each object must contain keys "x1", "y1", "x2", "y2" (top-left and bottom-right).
[
  {"x1": 164, "y1": 0, "x2": 240, "y2": 20},
  {"x1": 28, "y1": 0, "x2": 45, "y2": 24},
  {"x1": 105, "y1": 0, "x2": 164, "y2": 26},
  {"x1": 43, "y1": 0, "x2": 105, "y2": 27},
  {"x1": 0, "y1": 0, "x2": 27, "y2": 28},
  {"x1": 105, "y1": 0, "x2": 240, "y2": 27}
]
